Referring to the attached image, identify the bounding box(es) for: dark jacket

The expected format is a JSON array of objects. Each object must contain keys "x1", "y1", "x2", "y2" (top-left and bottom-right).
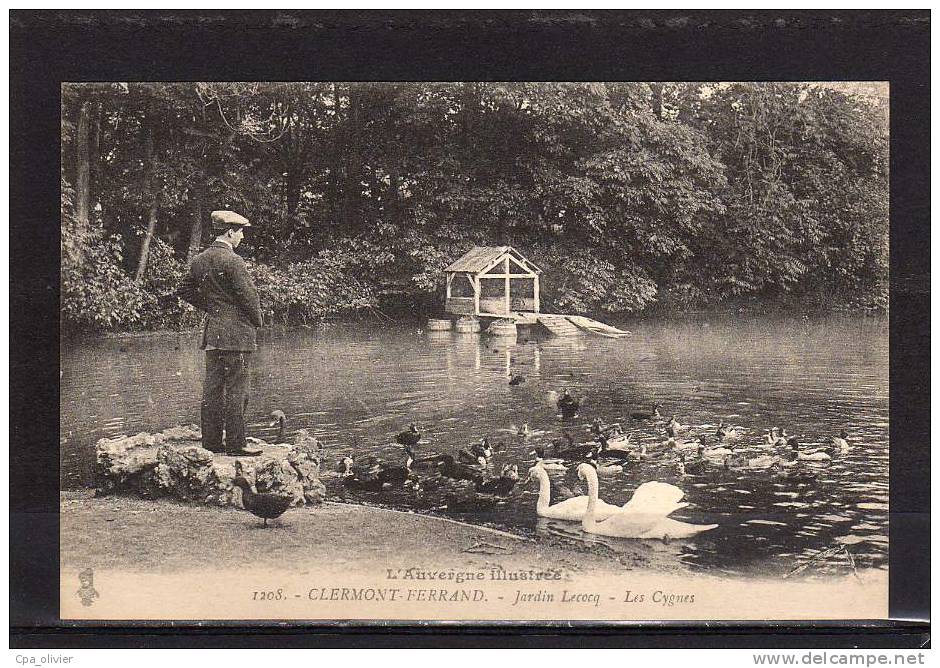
[{"x1": 177, "y1": 241, "x2": 263, "y2": 351}]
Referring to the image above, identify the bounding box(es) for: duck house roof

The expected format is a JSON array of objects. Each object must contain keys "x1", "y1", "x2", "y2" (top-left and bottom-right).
[{"x1": 443, "y1": 246, "x2": 542, "y2": 275}]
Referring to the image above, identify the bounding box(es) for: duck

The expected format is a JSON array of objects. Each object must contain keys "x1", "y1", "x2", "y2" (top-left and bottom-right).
[
  {"x1": 723, "y1": 448, "x2": 781, "y2": 470},
  {"x1": 676, "y1": 455, "x2": 710, "y2": 477},
  {"x1": 457, "y1": 450, "x2": 487, "y2": 466},
  {"x1": 585, "y1": 451, "x2": 624, "y2": 476},
  {"x1": 341, "y1": 456, "x2": 387, "y2": 491},
  {"x1": 577, "y1": 464, "x2": 716, "y2": 540},
  {"x1": 778, "y1": 429, "x2": 800, "y2": 447},
  {"x1": 475, "y1": 464, "x2": 519, "y2": 495},
  {"x1": 594, "y1": 436, "x2": 633, "y2": 462},
  {"x1": 556, "y1": 389, "x2": 581, "y2": 418},
  {"x1": 768, "y1": 428, "x2": 789, "y2": 447},
  {"x1": 269, "y1": 409, "x2": 287, "y2": 443},
  {"x1": 375, "y1": 447, "x2": 416, "y2": 485},
  {"x1": 603, "y1": 431, "x2": 633, "y2": 451},
  {"x1": 528, "y1": 464, "x2": 624, "y2": 521},
  {"x1": 631, "y1": 403, "x2": 662, "y2": 420},
  {"x1": 457, "y1": 438, "x2": 492, "y2": 466},
  {"x1": 410, "y1": 474, "x2": 479, "y2": 510},
  {"x1": 716, "y1": 422, "x2": 743, "y2": 442},
  {"x1": 790, "y1": 442, "x2": 832, "y2": 462},
  {"x1": 509, "y1": 372, "x2": 526, "y2": 386},
  {"x1": 743, "y1": 454, "x2": 782, "y2": 470},
  {"x1": 437, "y1": 454, "x2": 485, "y2": 484},
  {"x1": 395, "y1": 423, "x2": 422, "y2": 447},
  {"x1": 341, "y1": 448, "x2": 415, "y2": 489},
  {"x1": 702, "y1": 445, "x2": 735, "y2": 458},
  {"x1": 590, "y1": 418, "x2": 623, "y2": 439},
  {"x1": 231, "y1": 462, "x2": 294, "y2": 527},
  {"x1": 667, "y1": 437, "x2": 700, "y2": 454},
  {"x1": 531, "y1": 447, "x2": 567, "y2": 472},
  {"x1": 551, "y1": 435, "x2": 597, "y2": 461},
  {"x1": 550, "y1": 430, "x2": 576, "y2": 452},
  {"x1": 665, "y1": 416, "x2": 690, "y2": 437},
  {"x1": 408, "y1": 451, "x2": 449, "y2": 473},
  {"x1": 694, "y1": 436, "x2": 733, "y2": 458},
  {"x1": 831, "y1": 430, "x2": 851, "y2": 452}
]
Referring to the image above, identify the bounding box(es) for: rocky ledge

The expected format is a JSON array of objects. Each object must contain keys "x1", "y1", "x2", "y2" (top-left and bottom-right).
[{"x1": 95, "y1": 425, "x2": 326, "y2": 507}]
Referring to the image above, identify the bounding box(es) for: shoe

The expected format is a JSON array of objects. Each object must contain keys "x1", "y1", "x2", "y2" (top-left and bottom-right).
[{"x1": 227, "y1": 446, "x2": 263, "y2": 456}]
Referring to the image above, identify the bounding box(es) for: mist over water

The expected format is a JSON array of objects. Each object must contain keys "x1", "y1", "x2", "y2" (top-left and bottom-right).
[{"x1": 61, "y1": 314, "x2": 888, "y2": 576}]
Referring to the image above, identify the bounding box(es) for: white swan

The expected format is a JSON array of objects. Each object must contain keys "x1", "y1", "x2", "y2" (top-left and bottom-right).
[
  {"x1": 528, "y1": 464, "x2": 623, "y2": 521},
  {"x1": 577, "y1": 464, "x2": 718, "y2": 540}
]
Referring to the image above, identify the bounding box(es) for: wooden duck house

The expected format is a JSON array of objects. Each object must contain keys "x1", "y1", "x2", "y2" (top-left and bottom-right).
[
  {"x1": 439, "y1": 246, "x2": 630, "y2": 338},
  {"x1": 443, "y1": 246, "x2": 542, "y2": 318}
]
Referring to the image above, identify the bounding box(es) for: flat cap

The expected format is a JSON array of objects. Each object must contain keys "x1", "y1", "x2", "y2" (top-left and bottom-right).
[{"x1": 210, "y1": 210, "x2": 251, "y2": 229}]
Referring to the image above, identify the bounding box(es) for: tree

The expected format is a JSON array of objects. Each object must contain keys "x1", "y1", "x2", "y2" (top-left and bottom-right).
[{"x1": 60, "y1": 81, "x2": 890, "y2": 333}]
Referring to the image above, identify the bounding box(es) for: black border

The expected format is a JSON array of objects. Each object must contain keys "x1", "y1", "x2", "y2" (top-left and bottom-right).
[{"x1": 10, "y1": 10, "x2": 930, "y2": 648}]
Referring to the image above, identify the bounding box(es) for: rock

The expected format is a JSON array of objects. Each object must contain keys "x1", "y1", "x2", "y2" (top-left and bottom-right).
[
  {"x1": 160, "y1": 424, "x2": 202, "y2": 442},
  {"x1": 253, "y1": 458, "x2": 306, "y2": 505},
  {"x1": 206, "y1": 458, "x2": 245, "y2": 507},
  {"x1": 95, "y1": 433, "x2": 160, "y2": 495},
  {"x1": 94, "y1": 424, "x2": 324, "y2": 508},
  {"x1": 153, "y1": 443, "x2": 217, "y2": 502},
  {"x1": 286, "y1": 430, "x2": 326, "y2": 504}
]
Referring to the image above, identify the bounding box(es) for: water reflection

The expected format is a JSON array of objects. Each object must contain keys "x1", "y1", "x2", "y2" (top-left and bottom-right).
[{"x1": 60, "y1": 314, "x2": 888, "y2": 576}]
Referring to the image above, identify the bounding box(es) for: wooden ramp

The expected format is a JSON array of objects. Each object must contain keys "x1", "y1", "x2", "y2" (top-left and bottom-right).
[
  {"x1": 533, "y1": 313, "x2": 630, "y2": 339},
  {"x1": 535, "y1": 314, "x2": 583, "y2": 337},
  {"x1": 505, "y1": 312, "x2": 632, "y2": 338},
  {"x1": 565, "y1": 315, "x2": 631, "y2": 338}
]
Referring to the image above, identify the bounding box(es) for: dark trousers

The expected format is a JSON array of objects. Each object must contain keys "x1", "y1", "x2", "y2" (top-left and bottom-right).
[{"x1": 201, "y1": 350, "x2": 251, "y2": 453}]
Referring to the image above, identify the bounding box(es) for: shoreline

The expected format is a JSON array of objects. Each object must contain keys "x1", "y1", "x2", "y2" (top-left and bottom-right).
[
  {"x1": 65, "y1": 308, "x2": 888, "y2": 340},
  {"x1": 60, "y1": 490, "x2": 668, "y2": 575}
]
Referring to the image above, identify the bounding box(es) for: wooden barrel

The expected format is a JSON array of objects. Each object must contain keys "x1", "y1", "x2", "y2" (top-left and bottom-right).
[
  {"x1": 487, "y1": 319, "x2": 517, "y2": 337},
  {"x1": 454, "y1": 316, "x2": 481, "y2": 333},
  {"x1": 426, "y1": 318, "x2": 452, "y2": 331}
]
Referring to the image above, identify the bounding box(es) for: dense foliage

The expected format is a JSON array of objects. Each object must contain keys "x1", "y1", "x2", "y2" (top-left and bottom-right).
[{"x1": 61, "y1": 82, "x2": 888, "y2": 333}]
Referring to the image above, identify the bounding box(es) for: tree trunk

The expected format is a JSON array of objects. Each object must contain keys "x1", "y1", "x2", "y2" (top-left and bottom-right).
[
  {"x1": 74, "y1": 101, "x2": 92, "y2": 229},
  {"x1": 187, "y1": 103, "x2": 214, "y2": 261},
  {"x1": 650, "y1": 83, "x2": 664, "y2": 120},
  {"x1": 187, "y1": 172, "x2": 206, "y2": 261},
  {"x1": 329, "y1": 83, "x2": 342, "y2": 229},
  {"x1": 134, "y1": 121, "x2": 160, "y2": 282},
  {"x1": 389, "y1": 159, "x2": 402, "y2": 227},
  {"x1": 285, "y1": 167, "x2": 301, "y2": 218},
  {"x1": 90, "y1": 102, "x2": 102, "y2": 205},
  {"x1": 342, "y1": 86, "x2": 361, "y2": 233}
]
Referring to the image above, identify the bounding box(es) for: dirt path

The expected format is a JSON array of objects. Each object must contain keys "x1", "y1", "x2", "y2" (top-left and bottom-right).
[{"x1": 60, "y1": 491, "x2": 670, "y2": 576}]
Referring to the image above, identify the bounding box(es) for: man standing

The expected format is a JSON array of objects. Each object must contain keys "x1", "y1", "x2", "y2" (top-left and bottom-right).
[{"x1": 178, "y1": 210, "x2": 263, "y2": 456}]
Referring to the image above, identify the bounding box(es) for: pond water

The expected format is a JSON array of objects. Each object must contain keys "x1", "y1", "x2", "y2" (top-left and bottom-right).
[{"x1": 60, "y1": 314, "x2": 889, "y2": 577}]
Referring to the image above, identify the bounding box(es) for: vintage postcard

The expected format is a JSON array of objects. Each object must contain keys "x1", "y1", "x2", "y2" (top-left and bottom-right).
[{"x1": 59, "y1": 80, "x2": 889, "y2": 622}]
